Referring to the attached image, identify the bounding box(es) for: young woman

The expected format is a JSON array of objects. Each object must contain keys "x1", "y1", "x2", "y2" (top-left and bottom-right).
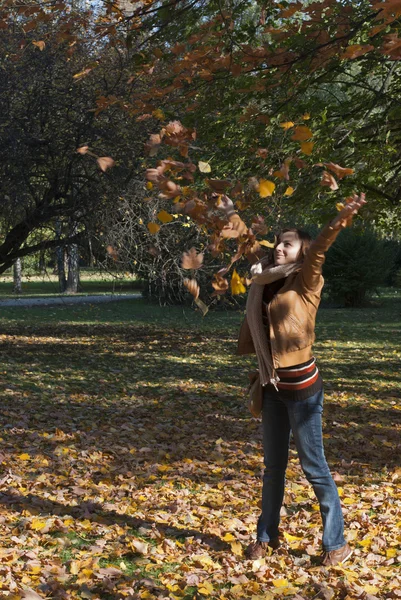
[{"x1": 237, "y1": 194, "x2": 366, "y2": 566}]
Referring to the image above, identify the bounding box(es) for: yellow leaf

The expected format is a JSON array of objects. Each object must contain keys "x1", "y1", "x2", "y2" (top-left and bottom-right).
[
  {"x1": 386, "y1": 548, "x2": 397, "y2": 558},
  {"x1": 70, "y1": 561, "x2": 81, "y2": 575},
  {"x1": 336, "y1": 202, "x2": 345, "y2": 212},
  {"x1": 198, "y1": 582, "x2": 214, "y2": 595},
  {"x1": 198, "y1": 161, "x2": 212, "y2": 173},
  {"x1": 302, "y1": 113, "x2": 310, "y2": 120},
  {"x1": 343, "y1": 497, "x2": 354, "y2": 505},
  {"x1": 358, "y1": 537, "x2": 372, "y2": 548},
  {"x1": 291, "y1": 125, "x2": 313, "y2": 141},
  {"x1": 157, "y1": 210, "x2": 173, "y2": 223},
  {"x1": 152, "y1": 109, "x2": 165, "y2": 120},
  {"x1": 284, "y1": 186, "x2": 294, "y2": 196},
  {"x1": 272, "y1": 579, "x2": 289, "y2": 588},
  {"x1": 157, "y1": 464, "x2": 171, "y2": 472},
  {"x1": 279, "y1": 121, "x2": 294, "y2": 129},
  {"x1": 146, "y1": 181, "x2": 153, "y2": 190},
  {"x1": 147, "y1": 222, "x2": 160, "y2": 234},
  {"x1": 259, "y1": 239, "x2": 275, "y2": 248},
  {"x1": 300, "y1": 141, "x2": 314, "y2": 155},
  {"x1": 259, "y1": 179, "x2": 275, "y2": 198},
  {"x1": 19, "y1": 453, "x2": 30, "y2": 460},
  {"x1": 337, "y1": 486, "x2": 344, "y2": 497},
  {"x1": 364, "y1": 585, "x2": 380, "y2": 594},
  {"x1": 230, "y1": 541, "x2": 243, "y2": 556},
  {"x1": 222, "y1": 533, "x2": 236, "y2": 542},
  {"x1": 230, "y1": 269, "x2": 246, "y2": 295},
  {"x1": 283, "y1": 533, "x2": 303, "y2": 542},
  {"x1": 31, "y1": 518, "x2": 47, "y2": 531}
]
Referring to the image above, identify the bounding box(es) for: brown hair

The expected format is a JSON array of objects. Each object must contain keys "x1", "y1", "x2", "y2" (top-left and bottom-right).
[{"x1": 275, "y1": 228, "x2": 313, "y2": 262}]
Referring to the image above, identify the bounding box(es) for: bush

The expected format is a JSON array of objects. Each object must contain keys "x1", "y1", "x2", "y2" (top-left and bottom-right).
[{"x1": 323, "y1": 229, "x2": 395, "y2": 307}]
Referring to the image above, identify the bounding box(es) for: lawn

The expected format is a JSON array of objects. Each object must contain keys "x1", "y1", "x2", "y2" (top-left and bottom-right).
[
  {"x1": 0, "y1": 270, "x2": 142, "y2": 298},
  {"x1": 0, "y1": 291, "x2": 400, "y2": 599}
]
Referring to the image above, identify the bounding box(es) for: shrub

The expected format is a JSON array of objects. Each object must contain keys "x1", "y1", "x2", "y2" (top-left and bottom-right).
[{"x1": 323, "y1": 229, "x2": 395, "y2": 307}]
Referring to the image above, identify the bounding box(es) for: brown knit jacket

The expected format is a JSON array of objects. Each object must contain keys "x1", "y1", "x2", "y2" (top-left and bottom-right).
[{"x1": 237, "y1": 223, "x2": 341, "y2": 368}]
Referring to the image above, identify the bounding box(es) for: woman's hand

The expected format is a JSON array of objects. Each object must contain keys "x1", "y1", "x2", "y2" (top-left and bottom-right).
[{"x1": 331, "y1": 193, "x2": 366, "y2": 230}]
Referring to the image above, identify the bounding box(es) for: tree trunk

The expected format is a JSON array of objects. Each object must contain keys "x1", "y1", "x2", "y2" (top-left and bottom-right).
[
  {"x1": 66, "y1": 243, "x2": 80, "y2": 293},
  {"x1": 13, "y1": 258, "x2": 22, "y2": 294},
  {"x1": 38, "y1": 249, "x2": 46, "y2": 274},
  {"x1": 57, "y1": 246, "x2": 67, "y2": 292}
]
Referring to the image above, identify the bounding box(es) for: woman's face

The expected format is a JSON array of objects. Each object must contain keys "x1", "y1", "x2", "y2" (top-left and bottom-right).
[{"x1": 274, "y1": 231, "x2": 302, "y2": 265}]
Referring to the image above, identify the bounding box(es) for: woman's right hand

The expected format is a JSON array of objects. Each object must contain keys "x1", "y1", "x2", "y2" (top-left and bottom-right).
[{"x1": 331, "y1": 193, "x2": 366, "y2": 230}]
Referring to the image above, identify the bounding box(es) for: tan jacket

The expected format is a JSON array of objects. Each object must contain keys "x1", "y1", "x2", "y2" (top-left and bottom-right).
[{"x1": 237, "y1": 223, "x2": 341, "y2": 368}]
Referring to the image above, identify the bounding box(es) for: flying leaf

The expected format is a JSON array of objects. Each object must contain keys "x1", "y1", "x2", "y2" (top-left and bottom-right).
[
  {"x1": 279, "y1": 121, "x2": 295, "y2": 129},
  {"x1": 342, "y1": 44, "x2": 374, "y2": 59},
  {"x1": 302, "y1": 113, "x2": 310, "y2": 120},
  {"x1": 291, "y1": 125, "x2": 313, "y2": 141},
  {"x1": 106, "y1": 245, "x2": 118, "y2": 261},
  {"x1": 284, "y1": 186, "x2": 294, "y2": 196},
  {"x1": 157, "y1": 210, "x2": 173, "y2": 223},
  {"x1": 32, "y1": 40, "x2": 45, "y2": 51},
  {"x1": 77, "y1": 146, "x2": 89, "y2": 154},
  {"x1": 259, "y1": 179, "x2": 276, "y2": 198},
  {"x1": 198, "y1": 161, "x2": 212, "y2": 173},
  {"x1": 97, "y1": 157, "x2": 115, "y2": 172},
  {"x1": 320, "y1": 171, "x2": 338, "y2": 191},
  {"x1": 324, "y1": 162, "x2": 354, "y2": 179},
  {"x1": 181, "y1": 248, "x2": 204, "y2": 270},
  {"x1": 231, "y1": 269, "x2": 246, "y2": 295},
  {"x1": 300, "y1": 141, "x2": 314, "y2": 155},
  {"x1": 152, "y1": 108, "x2": 165, "y2": 120},
  {"x1": 130, "y1": 539, "x2": 149, "y2": 555},
  {"x1": 184, "y1": 278, "x2": 200, "y2": 299},
  {"x1": 147, "y1": 222, "x2": 160, "y2": 234},
  {"x1": 259, "y1": 239, "x2": 275, "y2": 248}
]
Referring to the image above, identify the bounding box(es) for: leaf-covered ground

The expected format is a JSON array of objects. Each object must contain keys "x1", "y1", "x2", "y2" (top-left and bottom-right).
[{"x1": 0, "y1": 294, "x2": 400, "y2": 599}]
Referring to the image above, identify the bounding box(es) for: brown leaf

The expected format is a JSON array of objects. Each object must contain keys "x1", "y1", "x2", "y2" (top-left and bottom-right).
[
  {"x1": 77, "y1": 146, "x2": 89, "y2": 154},
  {"x1": 183, "y1": 278, "x2": 200, "y2": 299},
  {"x1": 320, "y1": 171, "x2": 338, "y2": 191},
  {"x1": 106, "y1": 245, "x2": 118, "y2": 261},
  {"x1": 32, "y1": 40, "x2": 45, "y2": 51},
  {"x1": 206, "y1": 179, "x2": 231, "y2": 192},
  {"x1": 181, "y1": 248, "x2": 204, "y2": 270},
  {"x1": 97, "y1": 156, "x2": 115, "y2": 172},
  {"x1": 324, "y1": 162, "x2": 354, "y2": 179}
]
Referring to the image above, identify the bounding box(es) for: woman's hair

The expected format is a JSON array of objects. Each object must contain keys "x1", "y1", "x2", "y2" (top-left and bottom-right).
[{"x1": 276, "y1": 228, "x2": 313, "y2": 262}]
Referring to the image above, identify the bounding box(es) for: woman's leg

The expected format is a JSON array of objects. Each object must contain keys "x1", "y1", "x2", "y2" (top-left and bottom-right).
[
  {"x1": 286, "y1": 389, "x2": 346, "y2": 551},
  {"x1": 257, "y1": 389, "x2": 291, "y2": 542}
]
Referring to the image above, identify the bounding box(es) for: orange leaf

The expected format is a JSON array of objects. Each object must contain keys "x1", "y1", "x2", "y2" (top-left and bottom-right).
[
  {"x1": 279, "y1": 121, "x2": 295, "y2": 129},
  {"x1": 157, "y1": 210, "x2": 173, "y2": 223},
  {"x1": 32, "y1": 40, "x2": 45, "y2": 51},
  {"x1": 284, "y1": 186, "x2": 294, "y2": 196},
  {"x1": 300, "y1": 141, "x2": 314, "y2": 155},
  {"x1": 342, "y1": 44, "x2": 374, "y2": 60},
  {"x1": 324, "y1": 162, "x2": 354, "y2": 179},
  {"x1": 77, "y1": 146, "x2": 89, "y2": 154},
  {"x1": 291, "y1": 125, "x2": 313, "y2": 141},
  {"x1": 181, "y1": 248, "x2": 204, "y2": 270},
  {"x1": 147, "y1": 222, "x2": 160, "y2": 234},
  {"x1": 97, "y1": 156, "x2": 115, "y2": 172}
]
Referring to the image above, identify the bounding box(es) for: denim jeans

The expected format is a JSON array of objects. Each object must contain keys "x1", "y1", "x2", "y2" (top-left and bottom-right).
[{"x1": 257, "y1": 387, "x2": 345, "y2": 551}]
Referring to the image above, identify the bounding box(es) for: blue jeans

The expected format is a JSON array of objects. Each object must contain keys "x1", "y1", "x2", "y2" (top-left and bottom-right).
[{"x1": 257, "y1": 387, "x2": 345, "y2": 551}]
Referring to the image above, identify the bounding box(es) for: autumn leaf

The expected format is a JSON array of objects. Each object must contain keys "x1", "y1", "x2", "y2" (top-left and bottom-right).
[
  {"x1": 291, "y1": 125, "x2": 313, "y2": 141},
  {"x1": 19, "y1": 453, "x2": 30, "y2": 460},
  {"x1": 181, "y1": 247, "x2": 204, "y2": 269},
  {"x1": 77, "y1": 146, "x2": 89, "y2": 154},
  {"x1": 183, "y1": 277, "x2": 200, "y2": 299},
  {"x1": 152, "y1": 108, "x2": 165, "y2": 120},
  {"x1": 279, "y1": 121, "x2": 295, "y2": 129},
  {"x1": 230, "y1": 269, "x2": 246, "y2": 295},
  {"x1": 198, "y1": 160, "x2": 212, "y2": 173},
  {"x1": 300, "y1": 141, "x2": 314, "y2": 155},
  {"x1": 157, "y1": 210, "x2": 173, "y2": 223},
  {"x1": 32, "y1": 40, "x2": 45, "y2": 51},
  {"x1": 342, "y1": 44, "x2": 374, "y2": 59},
  {"x1": 284, "y1": 186, "x2": 294, "y2": 196},
  {"x1": 324, "y1": 162, "x2": 355, "y2": 179},
  {"x1": 259, "y1": 239, "x2": 275, "y2": 248},
  {"x1": 259, "y1": 179, "x2": 275, "y2": 197},
  {"x1": 320, "y1": 171, "x2": 338, "y2": 191},
  {"x1": 106, "y1": 245, "x2": 118, "y2": 261},
  {"x1": 147, "y1": 222, "x2": 160, "y2": 234},
  {"x1": 97, "y1": 156, "x2": 115, "y2": 172}
]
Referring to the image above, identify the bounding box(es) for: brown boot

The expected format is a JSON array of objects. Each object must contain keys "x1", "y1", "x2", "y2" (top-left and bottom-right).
[
  {"x1": 244, "y1": 538, "x2": 280, "y2": 560},
  {"x1": 321, "y1": 543, "x2": 352, "y2": 567}
]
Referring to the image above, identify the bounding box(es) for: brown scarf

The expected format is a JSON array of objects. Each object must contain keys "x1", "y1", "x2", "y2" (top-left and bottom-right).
[{"x1": 246, "y1": 260, "x2": 301, "y2": 387}]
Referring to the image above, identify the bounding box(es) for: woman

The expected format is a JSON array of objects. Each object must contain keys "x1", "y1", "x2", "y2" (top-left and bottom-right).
[{"x1": 237, "y1": 194, "x2": 366, "y2": 566}]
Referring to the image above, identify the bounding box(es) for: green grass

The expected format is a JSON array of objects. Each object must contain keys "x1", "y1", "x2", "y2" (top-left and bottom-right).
[{"x1": 0, "y1": 270, "x2": 143, "y2": 298}]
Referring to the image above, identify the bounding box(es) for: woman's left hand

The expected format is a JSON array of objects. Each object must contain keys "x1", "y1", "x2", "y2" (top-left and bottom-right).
[{"x1": 331, "y1": 193, "x2": 367, "y2": 230}]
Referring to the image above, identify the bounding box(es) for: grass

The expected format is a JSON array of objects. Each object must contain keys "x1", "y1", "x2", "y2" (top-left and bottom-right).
[
  {"x1": 0, "y1": 288, "x2": 400, "y2": 599},
  {"x1": 0, "y1": 269, "x2": 143, "y2": 298}
]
